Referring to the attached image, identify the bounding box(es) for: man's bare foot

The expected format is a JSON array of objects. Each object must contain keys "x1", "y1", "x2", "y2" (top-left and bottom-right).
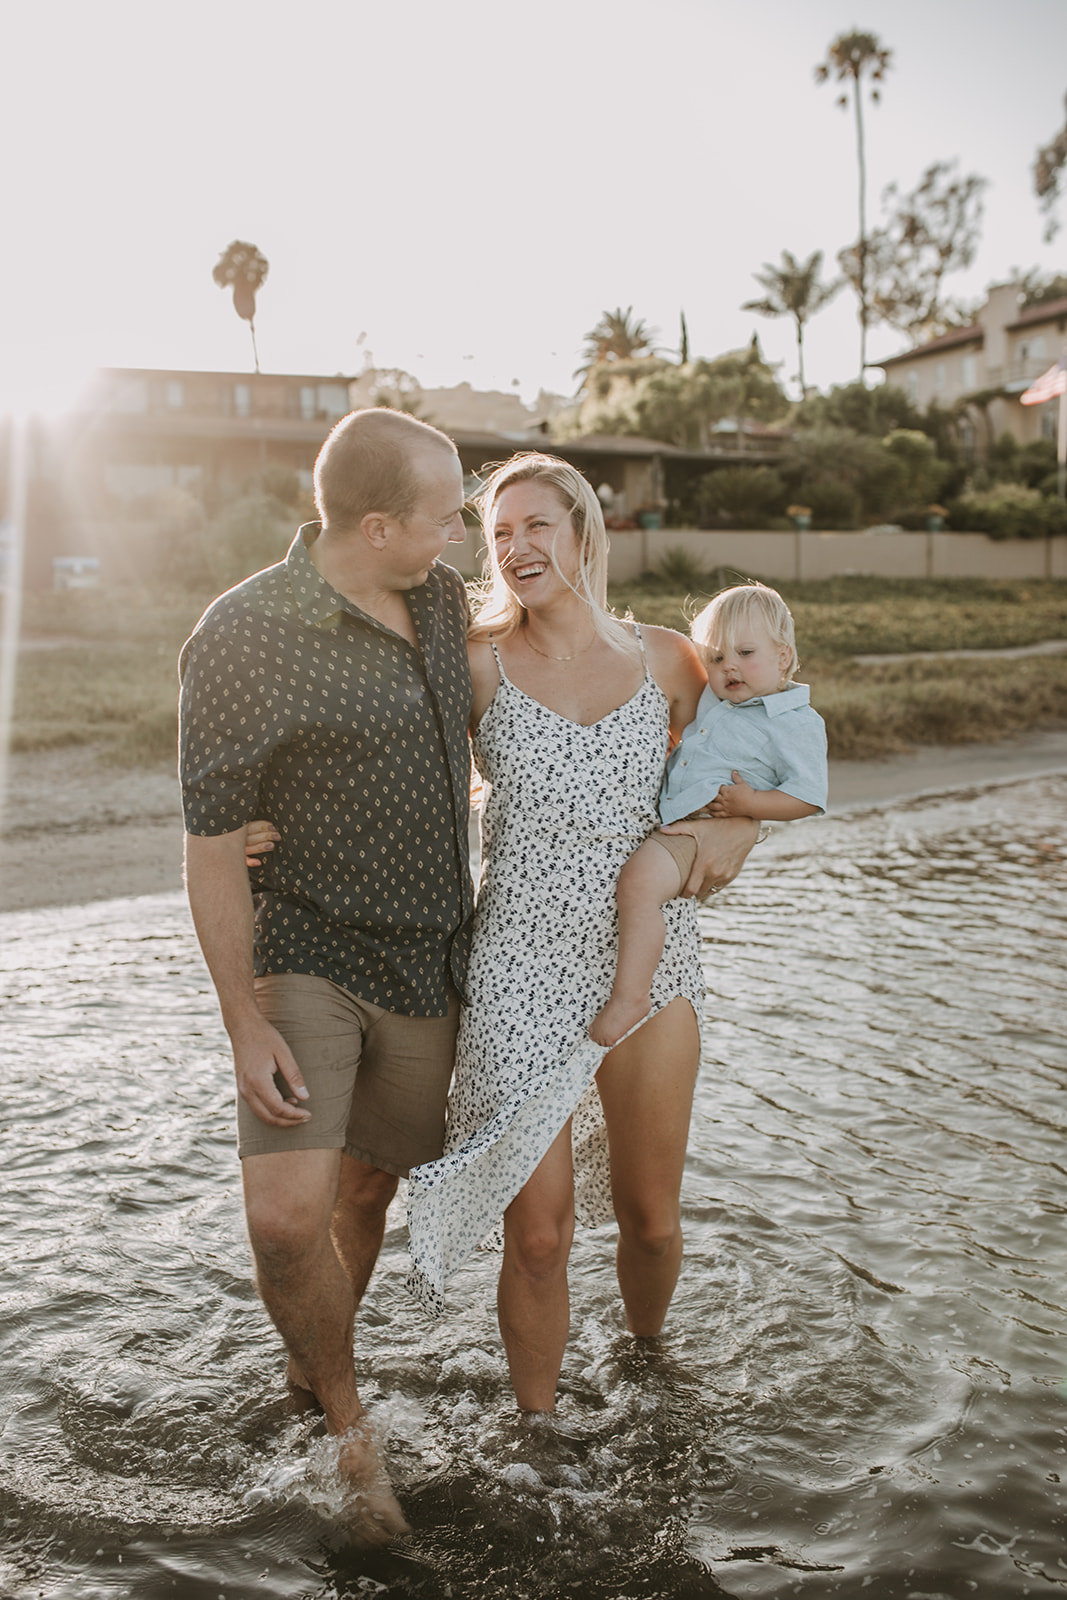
[
  {"x1": 589, "y1": 994, "x2": 651, "y2": 1048},
  {"x1": 336, "y1": 1421, "x2": 411, "y2": 1547}
]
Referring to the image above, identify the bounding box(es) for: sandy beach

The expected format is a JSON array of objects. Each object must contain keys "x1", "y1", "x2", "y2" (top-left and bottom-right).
[{"x1": 2, "y1": 726, "x2": 1067, "y2": 914}]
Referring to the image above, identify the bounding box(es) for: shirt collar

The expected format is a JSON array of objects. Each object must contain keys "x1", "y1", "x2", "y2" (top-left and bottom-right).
[
  {"x1": 284, "y1": 522, "x2": 441, "y2": 636},
  {"x1": 718, "y1": 682, "x2": 811, "y2": 715}
]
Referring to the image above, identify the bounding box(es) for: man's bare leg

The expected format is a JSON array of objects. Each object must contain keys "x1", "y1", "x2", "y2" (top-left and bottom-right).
[
  {"x1": 242, "y1": 1147, "x2": 409, "y2": 1542},
  {"x1": 287, "y1": 1153, "x2": 398, "y2": 1388}
]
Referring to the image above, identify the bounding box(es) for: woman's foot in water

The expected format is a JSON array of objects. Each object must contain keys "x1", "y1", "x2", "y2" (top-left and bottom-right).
[{"x1": 589, "y1": 992, "x2": 651, "y2": 1048}]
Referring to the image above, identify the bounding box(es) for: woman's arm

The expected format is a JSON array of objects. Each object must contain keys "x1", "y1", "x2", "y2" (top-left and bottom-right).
[
  {"x1": 641, "y1": 626, "x2": 707, "y2": 743},
  {"x1": 467, "y1": 638, "x2": 502, "y2": 733}
]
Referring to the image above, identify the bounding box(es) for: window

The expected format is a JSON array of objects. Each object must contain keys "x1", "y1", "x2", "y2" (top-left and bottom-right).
[
  {"x1": 234, "y1": 384, "x2": 252, "y2": 417},
  {"x1": 165, "y1": 381, "x2": 184, "y2": 409},
  {"x1": 113, "y1": 379, "x2": 147, "y2": 413},
  {"x1": 300, "y1": 385, "x2": 317, "y2": 419},
  {"x1": 961, "y1": 354, "x2": 977, "y2": 391},
  {"x1": 935, "y1": 362, "x2": 946, "y2": 391},
  {"x1": 907, "y1": 370, "x2": 919, "y2": 403},
  {"x1": 317, "y1": 384, "x2": 349, "y2": 419}
]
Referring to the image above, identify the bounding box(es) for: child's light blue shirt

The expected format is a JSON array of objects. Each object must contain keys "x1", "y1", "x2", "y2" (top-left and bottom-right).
[{"x1": 659, "y1": 682, "x2": 828, "y2": 823}]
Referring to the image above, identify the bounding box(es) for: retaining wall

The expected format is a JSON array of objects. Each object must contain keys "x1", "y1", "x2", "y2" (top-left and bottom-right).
[{"x1": 450, "y1": 527, "x2": 1067, "y2": 584}]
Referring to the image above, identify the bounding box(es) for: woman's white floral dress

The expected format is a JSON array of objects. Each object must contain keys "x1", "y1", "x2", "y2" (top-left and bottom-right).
[{"x1": 405, "y1": 631, "x2": 704, "y2": 1315}]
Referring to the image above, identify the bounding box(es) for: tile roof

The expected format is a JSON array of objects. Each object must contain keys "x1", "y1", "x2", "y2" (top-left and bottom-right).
[
  {"x1": 879, "y1": 325, "x2": 983, "y2": 367},
  {"x1": 1006, "y1": 295, "x2": 1067, "y2": 330}
]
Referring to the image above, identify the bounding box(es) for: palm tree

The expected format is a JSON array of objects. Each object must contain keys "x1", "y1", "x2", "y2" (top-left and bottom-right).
[
  {"x1": 212, "y1": 241, "x2": 270, "y2": 373},
  {"x1": 815, "y1": 30, "x2": 892, "y2": 377},
  {"x1": 574, "y1": 306, "x2": 657, "y2": 383},
  {"x1": 743, "y1": 249, "x2": 841, "y2": 398}
]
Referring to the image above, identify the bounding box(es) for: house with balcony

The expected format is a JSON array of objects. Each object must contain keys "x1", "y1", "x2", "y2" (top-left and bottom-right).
[{"x1": 878, "y1": 281, "x2": 1067, "y2": 453}]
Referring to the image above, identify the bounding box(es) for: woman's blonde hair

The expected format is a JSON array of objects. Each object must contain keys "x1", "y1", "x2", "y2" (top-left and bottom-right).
[
  {"x1": 690, "y1": 581, "x2": 799, "y2": 677},
  {"x1": 468, "y1": 452, "x2": 636, "y2": 653}
]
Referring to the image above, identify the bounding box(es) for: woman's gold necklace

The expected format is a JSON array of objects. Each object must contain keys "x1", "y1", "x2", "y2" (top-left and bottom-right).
[{"x1": 523, "y1": 628, "x2": 596, "y2": 662}]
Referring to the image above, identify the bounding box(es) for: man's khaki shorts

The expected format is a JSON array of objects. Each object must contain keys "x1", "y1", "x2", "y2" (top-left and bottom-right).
[{"x1": 237, "y1": 973, "x2": 459, "y2": 1176}]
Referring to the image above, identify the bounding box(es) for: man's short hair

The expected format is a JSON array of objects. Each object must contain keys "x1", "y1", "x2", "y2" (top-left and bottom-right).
[{"x1": 314, "y1": 408, "x2": 458, "y2": 531}]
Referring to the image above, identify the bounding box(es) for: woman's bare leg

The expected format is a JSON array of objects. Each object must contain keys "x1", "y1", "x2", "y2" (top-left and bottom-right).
[
  {"x1": 596, "y1": 997, "x2": 699, "y2": 1335},
  {"x1": 497, "y1": 1122, "x2": 575, "y2": 1411}
]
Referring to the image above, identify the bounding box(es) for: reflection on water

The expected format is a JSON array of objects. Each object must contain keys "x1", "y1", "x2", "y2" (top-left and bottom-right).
[{"x1": 1, "y1": 776, "x2": 1065, "y2": 1599}]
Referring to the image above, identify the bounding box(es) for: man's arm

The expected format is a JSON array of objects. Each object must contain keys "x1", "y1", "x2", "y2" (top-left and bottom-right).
[
  {"x1": 184, "y1": 831, "x2": 311, "y2": 1127},
  {"x1": 660, "y1": 814, "x2": 759, "y2": 898}
]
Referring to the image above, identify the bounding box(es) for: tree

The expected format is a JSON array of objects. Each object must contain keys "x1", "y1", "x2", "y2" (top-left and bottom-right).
[
  {"x1": 1033, "y1": 93, "x2": 1067, "y2": 242},
  {"x1": 841, "y1": 162, "x2": 986, "y2": 340},
  {"x1": 815, "y1": 29, "x2": 892, "y2": 376},
  {"x1": 742, "y1": 249, "x2": 841, "y2": 398},
  {"x1": 1018, "y1": 268, "x2": 1067, "y2": 308},
  {"x1": 622, "y1": 343, "x2": 788, "y2": 452},
  {"x1": 574, "y1": 306, "x2": 657, "y2": 383},
  {"x1": 212, "y1": 241, "x2": 269, "y2": 373}
]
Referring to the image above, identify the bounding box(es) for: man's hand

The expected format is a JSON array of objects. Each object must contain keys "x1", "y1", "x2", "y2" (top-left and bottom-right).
[
  {"x1": 185, "y1": 829, "x2": 311, "y2": 1128},
  {"x1": 660, "y1": 814, "x2": 759, "y2": 898},
  {"x1": 230, "y1": 1013, "x2": 312, "y2": 1127}
]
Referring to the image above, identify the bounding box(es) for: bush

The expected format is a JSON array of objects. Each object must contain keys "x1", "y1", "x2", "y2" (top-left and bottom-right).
[
  {"x1": 783, "y1": 426, "x2": 899, "y2": 522},
  {"x1": 694, "y1": 466, "x2": 785, "y2": 526},
  {"x1": 795, "y1": 479, "x2": 862, "y2": 529},
  {"x1": 655, "y1": 545, "x2": 710, "y2": 586},
  {"x1": 948, "y1": 483, "x2": 1067, "y2": 540},
  {"x1": 881, "y1": 429, "x2": 948, "y2": 510},
  {"x1": 200, "y1": 494, "x2": 296, "y2": 588}
]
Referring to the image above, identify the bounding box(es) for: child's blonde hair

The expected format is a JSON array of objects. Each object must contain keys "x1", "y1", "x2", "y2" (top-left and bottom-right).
[{"x1": 691, "y1": 581, "x2": 799, "y2": 678}]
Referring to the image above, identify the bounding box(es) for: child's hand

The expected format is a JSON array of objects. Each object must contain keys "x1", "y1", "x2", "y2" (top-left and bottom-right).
[
  {"x1": 706, "y1": 771, "x2": 757, "y2": 818},
  {"x1": 245, "y1": 819, "x2": 281, "y2": 868}
]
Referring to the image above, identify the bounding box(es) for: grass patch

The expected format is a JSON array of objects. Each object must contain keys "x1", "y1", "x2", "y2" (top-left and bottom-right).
[
  {"x1": 10, "y1": 575, "x2": 1067, "y2": 769},
  {"x1": 610, "y1": 575, "x2": 1067, "y2": 760}
]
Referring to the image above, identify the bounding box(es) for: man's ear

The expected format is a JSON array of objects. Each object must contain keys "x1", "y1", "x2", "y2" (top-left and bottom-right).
[{"x1": 359, "y1": 511, "x2": 392, "y2": 551}]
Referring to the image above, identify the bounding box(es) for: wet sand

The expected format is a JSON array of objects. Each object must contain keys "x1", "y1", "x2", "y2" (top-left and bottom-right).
[{"x1": 2, "y1": 728, "x2": 1067, "y2": 914}]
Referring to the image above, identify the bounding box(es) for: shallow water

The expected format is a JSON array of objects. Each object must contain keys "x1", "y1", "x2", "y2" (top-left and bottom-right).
[{"x1": 1, "y1": 776, "x2": 1065, "y2": 1599}]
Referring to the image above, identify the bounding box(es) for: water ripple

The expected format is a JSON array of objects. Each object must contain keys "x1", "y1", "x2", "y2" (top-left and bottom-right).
[{"x1": 0, "y1": 776, "x2": 1065, "y2": 1596}]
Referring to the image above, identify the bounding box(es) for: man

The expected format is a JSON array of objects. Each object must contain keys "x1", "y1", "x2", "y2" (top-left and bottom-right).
[{"x1": 179, "y1": 408, "x2": 472, "y2": 1542}]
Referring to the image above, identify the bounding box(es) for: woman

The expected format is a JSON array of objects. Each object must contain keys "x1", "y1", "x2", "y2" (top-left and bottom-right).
[{"x1": 405, "y1": 453, "x2": 753, "y2": 1413}]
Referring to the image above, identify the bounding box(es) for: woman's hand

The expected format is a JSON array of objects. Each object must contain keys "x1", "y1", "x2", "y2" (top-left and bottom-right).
[
  {"x1": 245, "y1": 820, "x2": 281, "y2": 868},
  {"x1": 659, "y1": 814, "x2": 758, "y2": 898}
]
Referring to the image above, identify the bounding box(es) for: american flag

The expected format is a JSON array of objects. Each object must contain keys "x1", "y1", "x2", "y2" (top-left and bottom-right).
[{"x1": 1020, "y1": 357, "x2": 1067, "y2": 405}]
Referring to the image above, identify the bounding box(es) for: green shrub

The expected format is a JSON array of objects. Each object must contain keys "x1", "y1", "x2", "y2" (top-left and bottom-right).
[
  {"x1": 796, "y1": 479, "x2": 862, "y2": 529},
  {"x1": 695, "y1": 466, "x2": 784, "y2": 526},
  {"x1": 201, "y1": 493, "x2": 296, "y2": 588},
  {"x1": 881, "y1": 429, "x2": 948, "y2": 510},
  {"x1": 655, "y1": 545, "x2": 709, "y2": 586},
  {"x1": 948, "y1": 483, "x2": 1067, "y2": 540}
]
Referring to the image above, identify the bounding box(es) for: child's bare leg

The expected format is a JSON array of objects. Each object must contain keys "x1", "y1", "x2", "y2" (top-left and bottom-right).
[{"x1": 590, "y1": 837, "x2": 685, "y2": 1047}]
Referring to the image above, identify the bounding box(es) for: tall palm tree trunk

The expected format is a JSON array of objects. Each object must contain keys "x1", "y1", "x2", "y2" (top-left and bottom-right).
[{"x1": 854, "y1": 85, "x2": 868, "y2": 376}]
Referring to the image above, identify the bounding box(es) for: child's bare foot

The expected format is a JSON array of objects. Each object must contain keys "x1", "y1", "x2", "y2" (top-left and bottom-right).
[
  {"x1": 336, "y1": 1422, "x2": 411, "y2": 1546},
  {"x1": 589, "y1": 994, "x2": 651, "y2": 1047}
]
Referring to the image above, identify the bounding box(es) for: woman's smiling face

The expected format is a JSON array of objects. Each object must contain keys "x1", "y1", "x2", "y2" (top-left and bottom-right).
[{"x1": 490, "y1": 480, "x2": 581, "y2": 603}]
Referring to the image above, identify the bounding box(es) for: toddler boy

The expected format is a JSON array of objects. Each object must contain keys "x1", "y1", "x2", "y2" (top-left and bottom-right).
[{"x1": 590, "y1": 581, "x2": 827, "y2": 1047}]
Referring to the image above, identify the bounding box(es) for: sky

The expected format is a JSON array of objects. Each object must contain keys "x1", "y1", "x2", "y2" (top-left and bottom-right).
[{"x1": 2, "y1": 0, "x2": 1066, "y2": 415}]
